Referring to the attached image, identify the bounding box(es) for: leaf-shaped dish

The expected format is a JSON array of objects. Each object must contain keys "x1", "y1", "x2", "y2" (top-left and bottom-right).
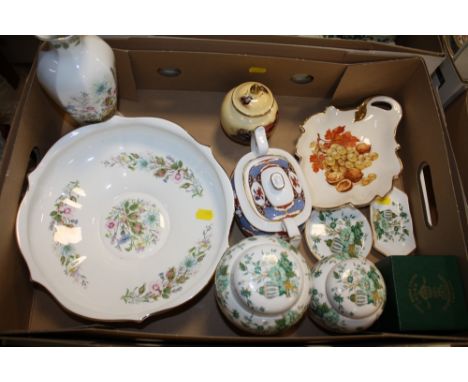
[{"x1": 296, "y1": 96, "x2": 403, "y2": 209}]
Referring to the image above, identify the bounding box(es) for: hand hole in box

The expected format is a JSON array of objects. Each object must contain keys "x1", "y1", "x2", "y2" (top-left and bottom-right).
[
  {"x1": 418, "y1": 162, "x2": 439, "y2": 228},
  {"x1": 370, "y1": 101, "x2": 392, "y2": 110},
  {"x1": 290, "y1": 73, "x2": 314, "y2": 85},
  {"x1": 157, "y1": 67, "x2": 182, "y2": 77}
]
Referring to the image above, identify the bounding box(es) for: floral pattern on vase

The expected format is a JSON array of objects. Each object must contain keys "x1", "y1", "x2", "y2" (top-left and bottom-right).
[
  {"x1": 49, "y1": 180, "x2": 88, "y2": 287},
  {"x1": 306, "y1": 207, "x2": 372, "y2": 260},
  {"x1": 65, "y1": 80, "x2": 117, "y2": 124},
  {"x1": 121, "y1": 224, "x2": 212, "y2": 304},
  {"x1": 103, "y1": 153, "x2": 203, "y2": 198},
  {"x1": 104, "y1": 198, "x2": 164, "y2": 253},
  {"x1": 37, "y1": 35, "x2": 117, "y2": 125}
]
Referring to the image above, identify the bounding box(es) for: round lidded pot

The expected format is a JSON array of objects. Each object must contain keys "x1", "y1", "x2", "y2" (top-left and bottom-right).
[
  {"x1": 232, "y1": 127, "x2": 312, "y2": 245},
  {"x1": 215, "y1": 235, "x2": 312, "y2": 335},
  {"x1": 309, "y1": 255, "x2": 386, "y2": 333},
  {"x1": 220, "y1": 81, "x2": 279, "y2": 144}
]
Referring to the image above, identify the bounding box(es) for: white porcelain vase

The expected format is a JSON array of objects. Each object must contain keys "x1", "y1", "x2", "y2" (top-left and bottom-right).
[{"x1": 36, "y1": 35, "x2": 117, "y2": 125}]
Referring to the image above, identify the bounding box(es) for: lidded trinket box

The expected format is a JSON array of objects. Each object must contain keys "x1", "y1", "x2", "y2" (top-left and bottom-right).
[
  {"x1": 309, "y1": 254, "x2": 386, "y2": 333},
  {"x1": 215, "y1": 235, "x2": 312, "y2": 335},
  {"x1": 220, "y1": 81, "x2": 278, "y2": 144}
]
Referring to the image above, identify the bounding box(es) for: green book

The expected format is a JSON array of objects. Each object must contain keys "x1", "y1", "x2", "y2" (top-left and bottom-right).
[{"x1": 376, "y1": 256, "x2": 468, "y2": 332}]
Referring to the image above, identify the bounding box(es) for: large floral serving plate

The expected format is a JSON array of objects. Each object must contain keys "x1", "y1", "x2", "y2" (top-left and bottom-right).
[
  {"x1": 16, "y1": 116, "x2": 234, "y2": 321},
  {"x1": 297, "y1": 96, "x2": 403, "y2": 208}
]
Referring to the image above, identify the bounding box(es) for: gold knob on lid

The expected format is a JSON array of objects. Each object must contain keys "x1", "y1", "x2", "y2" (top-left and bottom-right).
[{"x1": 232, "y1": 82, "x2": 274, "y2": 117}]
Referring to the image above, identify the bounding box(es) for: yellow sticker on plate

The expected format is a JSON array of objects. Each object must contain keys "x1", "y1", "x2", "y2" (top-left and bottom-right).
[
  {"x1": 375, "y1": 196, "x2": 392, "y2": 205},
  {"x1": 196, "y1": 209, "x2": 214, "y2": 220}
]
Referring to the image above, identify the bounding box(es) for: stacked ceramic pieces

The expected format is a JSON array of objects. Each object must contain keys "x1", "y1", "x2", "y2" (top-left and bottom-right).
[
  {"x1": 16, "y1": 60, "x2": 420, "y2": 336},
  {"x1": 215, "y1": 82, "x2": 315, "y2": 334},
  {"x1": 296, "y1": 96, "x2": 417, "y2": 333},
  {"x1": 216, "y1": 87, "x2": 417, "y2": 335}
]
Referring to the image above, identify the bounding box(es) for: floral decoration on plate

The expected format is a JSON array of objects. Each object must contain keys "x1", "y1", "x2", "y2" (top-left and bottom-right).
[
  {"x1": 370, "y1": 187, "x2": 416, "y2": 256},
  {"x1": 104, "y1": 198, "x2": 164, "y2": 253},
  {"x1": 305, "y1": 206, "x2": 372, "y2": 260},
  {"x1": 103, "y1": 152, "x2": 203, "y2": 198},
  {"x1": 121, "y1": 224, "x2": 212, "y2": 304},
  {"x1": 16, "y1": 116, "x2": 234, "y2": 322},
  {"x1": 49, "y1": 180, "x2": 88, "y2": 287}
]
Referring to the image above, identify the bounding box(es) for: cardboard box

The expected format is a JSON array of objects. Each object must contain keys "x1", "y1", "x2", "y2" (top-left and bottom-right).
[
  {"x1": 376, "y1": 256, "x2": 468, "y2": 332},
  {"x1": 445, "y1": 90, "x2": 468, "y2": 205},
  {"x1": 181, "y1": 35, "x2": 446, "y2": 74},
  {"x1": 0, "y1": 37, "x2": 467, "y2": 345}
]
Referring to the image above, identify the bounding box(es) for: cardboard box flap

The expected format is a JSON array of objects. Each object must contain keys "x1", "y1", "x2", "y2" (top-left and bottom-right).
[
  {"x1": 106, "y1": 36, "x2": 402, "y2": 66},
  {"x1": 127, "y1": 50, "x2": 346, "y2": 97},
  {"x1": 332, "y1": 58, "x2": 467, "y2": 254},
  {"x1": 113, "y1": 49, "x2": 137, "y2": 101},
  {"x1": 331, "y1": 58, "x2": 420, "y2": 105},
  {"x1": 198, "y1": 35, "x2": 445, "y2": 56}
]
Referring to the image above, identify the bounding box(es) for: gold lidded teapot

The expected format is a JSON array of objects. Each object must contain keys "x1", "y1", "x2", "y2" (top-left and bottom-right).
[{"x1": 220, "y1": 81, "x2": 279, "y2": 144}]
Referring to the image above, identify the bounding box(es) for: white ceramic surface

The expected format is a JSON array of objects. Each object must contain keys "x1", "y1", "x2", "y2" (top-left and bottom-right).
[
  {"x1": 233, "y1": 127, "x2": 312, "y2": 242},
  {"x1": 37, "y1": 35, "x2": 117, "y2": 125},
  {"x1": 305, "y1": 206, "x2": 372, "y2": 260},
  {"x1": 215, "y1": 235, "x2": 312, "y2": 335},
  {"x1": 16, "y1": 116, "x2": 234, "y2": 321},
  {"x1": 309, "y1": 255, "x2": 386, "y2": 333},
  {"x1": 370, "y1": 187, "x2": 416, "y2": 256},
  {"x1": 296, "y1": 96, "x2": 403, "y2": 208}
]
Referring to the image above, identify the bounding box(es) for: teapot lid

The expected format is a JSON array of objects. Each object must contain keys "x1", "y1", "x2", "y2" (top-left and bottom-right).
[
  {"x1": 326, "y1": 258, "x2": 386, "y2": 319},
  {"x1": 232, "y1": 82, "x2": 275, "y2": 118},
  {"x1": 233, "y1": 130, "x2": 312, "y2": 235}
]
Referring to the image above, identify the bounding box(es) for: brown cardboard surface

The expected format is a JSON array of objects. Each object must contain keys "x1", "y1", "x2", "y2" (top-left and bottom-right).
[
  {"x1": 128, "y1": 51, "x2": 345, "y2": 97},
  {"x1": 175, "y1": 36, "x2": 445, "y2": 74},
  {"x1": 334, "y1": 60, "x2": 468, "y2": 261},
  {"x1": 445, "y1": 91, "x2": 468, "y2": 200},
  {"x1": 106, "y1": 36, "x2": 367, "y2": 64},
  {"x1": 195, "y1": 35, "x2": 444, "y2": 56},
  {"x1": 0, "y1": 38, "x2": 467, "y2": 344}
]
